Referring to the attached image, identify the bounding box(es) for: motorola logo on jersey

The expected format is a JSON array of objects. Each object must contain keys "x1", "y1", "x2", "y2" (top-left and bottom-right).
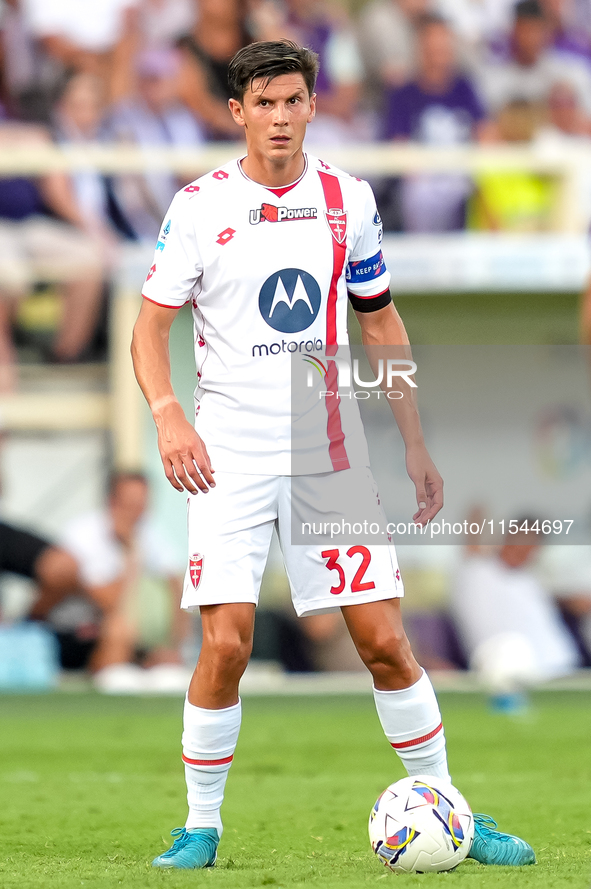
[
  {"x1": 252, "y1": 337, "x2": 323, "y2": 358},
  {"x1": 258, "y1": 268, "x2": 321, "y2": 333}
]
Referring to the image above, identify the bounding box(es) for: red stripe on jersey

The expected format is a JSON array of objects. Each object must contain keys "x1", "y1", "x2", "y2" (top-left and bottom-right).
[
  {"x1": 390, "y1": 723, "x2": 443, "y2": 750},
  {"x1": 182, "y1": 753, "x2": 234, "y2": 766},
  {"x1": 318, "y1": 170, "x2": 350, "y2": 472},
  {"x1": 324, "y1": 360, "x2": 350, "y2": 470},
  {"x1": 142, "y1": 293, "x2": 185, "y2": 309},
  {"x1": 318, "y1": 171, "x2": 346, "y2": 353}
]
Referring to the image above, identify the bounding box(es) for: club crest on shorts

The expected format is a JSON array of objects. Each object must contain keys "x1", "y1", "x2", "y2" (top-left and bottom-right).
[
  {"x1": 189, "y1": 553, "x2": 203, "y2": 589},
  {"x1": 325, "y1": 208, "x2": 347, "y2": 245}
]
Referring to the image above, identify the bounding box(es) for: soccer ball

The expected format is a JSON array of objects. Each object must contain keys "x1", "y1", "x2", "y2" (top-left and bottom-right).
[{"x1": 368, "y1": 775, "x2": 474, "y2": 873}]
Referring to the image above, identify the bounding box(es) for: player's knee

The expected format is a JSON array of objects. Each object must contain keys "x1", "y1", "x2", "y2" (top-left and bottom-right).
[
  {"x1": 206, "y1": 632, "x2": 253, "y2": 674},
  {"x1": 358, "y1": 629, "x2": 416, "y2": 685}
]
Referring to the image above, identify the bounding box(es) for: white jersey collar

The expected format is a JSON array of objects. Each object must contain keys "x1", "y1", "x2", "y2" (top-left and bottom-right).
[{"x1": 236, "y1": 154, "x2": 309, "y2": 194}]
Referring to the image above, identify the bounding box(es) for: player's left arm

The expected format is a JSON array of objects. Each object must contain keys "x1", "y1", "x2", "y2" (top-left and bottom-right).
[
  {"x1": 347, "y1": 182, "x2": 443, "y2": 525},
  {"x1": 354, "y1": 302, "x2": 443, "y2": 526}
]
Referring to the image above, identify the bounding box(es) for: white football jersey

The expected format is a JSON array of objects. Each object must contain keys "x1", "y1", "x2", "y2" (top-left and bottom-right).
[{"x1": 142, "y1": 153, "x2": 391, "y2": 475}]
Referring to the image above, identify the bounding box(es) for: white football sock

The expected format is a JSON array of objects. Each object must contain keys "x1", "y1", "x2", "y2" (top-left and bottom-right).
[
  {"x1": 182, "y1": 697, "x2": 241, "y2": 836},
  {"x1": 373, "y1": 671, "x2": 451, "y2": 782}
]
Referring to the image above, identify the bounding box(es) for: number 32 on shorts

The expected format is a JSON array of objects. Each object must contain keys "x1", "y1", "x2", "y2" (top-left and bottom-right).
[{"x1": 321, "y1": 546, "x2": 375, "y2": 595}]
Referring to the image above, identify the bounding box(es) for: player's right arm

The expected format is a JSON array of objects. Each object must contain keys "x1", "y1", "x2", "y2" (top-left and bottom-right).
[{"x1": 131, "y1": 299, "x2": 215, "y2": 494}]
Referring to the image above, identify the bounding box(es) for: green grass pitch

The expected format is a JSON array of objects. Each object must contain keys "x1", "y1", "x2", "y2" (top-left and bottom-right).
[{"x1": 0, "y1": 691, "x2": 589, "y2": 888}]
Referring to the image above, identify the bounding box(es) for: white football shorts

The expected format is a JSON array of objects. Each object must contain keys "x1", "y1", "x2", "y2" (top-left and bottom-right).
[{"x1": 181, "y1": 467, "x2": 403, "y2": 617}]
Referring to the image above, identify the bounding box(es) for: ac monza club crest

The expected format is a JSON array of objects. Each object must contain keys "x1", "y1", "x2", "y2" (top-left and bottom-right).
[
  {"x1": 189, "y1": 553, "x2": 203, "y2": 590},
  {"x1": 325, "y1": 208, "x2": 347, "y2": 244}
]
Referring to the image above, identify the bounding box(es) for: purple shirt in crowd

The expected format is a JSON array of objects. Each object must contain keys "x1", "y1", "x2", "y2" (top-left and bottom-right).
[
  {"x1": 0, "y1": 104, "x2": 46, "y2": 220},
  {"x1": 383, "y1": 76, "x2": 485, "y2": 143}
]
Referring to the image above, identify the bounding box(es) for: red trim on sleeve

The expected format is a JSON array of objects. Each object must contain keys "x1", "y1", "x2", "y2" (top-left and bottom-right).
[
  {"x1": 318, "y1": 171, "x2": 350, "y2": 472},
  {"x1": 142, "y1": 293, "x2": 186, "y2": 309},
  {"x1": 347, "y1": 287, "x2": 390, "y2": 300}
]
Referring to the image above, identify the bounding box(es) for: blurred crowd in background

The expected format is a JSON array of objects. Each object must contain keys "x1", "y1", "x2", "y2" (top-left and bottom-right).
[
  {"x1": 2, "y1": 0, "x2": 591, "y2": 150},
  {"x1": 1, "y1": 0, "x2": 591, "y2": 381},
  {"x1": 3, "y1": 475, "x2": 591, "y2": 701}
]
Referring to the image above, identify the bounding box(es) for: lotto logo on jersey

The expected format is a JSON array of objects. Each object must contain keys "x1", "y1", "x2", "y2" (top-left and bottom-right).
[
  {"x1": 259, "y1": 268, "x2": 321, "y2": 333},
  {"x1": 189, "y1": 553, "x2": 203, "y2": 590},
  {"x1": 249, "y1": 203, "x2": 318, "y2": 225}
]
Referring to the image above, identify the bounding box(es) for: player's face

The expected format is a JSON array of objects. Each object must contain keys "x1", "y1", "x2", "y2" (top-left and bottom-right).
[{"x1": 229, "y1": 73, "x2": 316, "y2": 163}]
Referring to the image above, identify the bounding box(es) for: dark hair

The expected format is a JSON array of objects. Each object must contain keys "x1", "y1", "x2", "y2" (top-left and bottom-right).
[
  {"x1": 514, "y1": 0, "x2": 545, "y2": 20},
  {"x1": 228, "y1": 40, "x2": 319, "y2": 102},
  {"x1": 107, "y1": 470, "x2": 148, "y2": 497}
]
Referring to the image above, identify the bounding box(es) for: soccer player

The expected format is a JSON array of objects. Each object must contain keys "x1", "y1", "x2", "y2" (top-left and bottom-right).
[{"x1": 131, "y1": 40, "x2": 536, "y2": 870}]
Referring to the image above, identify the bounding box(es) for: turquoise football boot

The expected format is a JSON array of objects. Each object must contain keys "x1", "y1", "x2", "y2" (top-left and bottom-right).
[
  {"x1": 468, "y1": 814, "x2": 536, "y2": 866},
  {"x1": 152, "y1": 827, "x2": 219, "y2": 869}
]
